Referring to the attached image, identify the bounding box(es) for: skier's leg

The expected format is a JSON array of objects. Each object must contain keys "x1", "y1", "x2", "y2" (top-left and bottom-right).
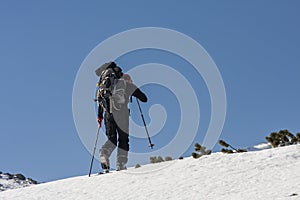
[
  {"x1": 100, "y1": 113, "x2": 117, "y2": 170},
  {"x1": 116, "y1": 116, "x2": 129, "y2": 170}
]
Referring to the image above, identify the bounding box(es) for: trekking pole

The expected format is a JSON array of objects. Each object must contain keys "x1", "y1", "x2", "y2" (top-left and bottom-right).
[
  {"x1": 136, "y1": 98, "x2": 154, "y2": 149},
  {"x1": 88, "y1": 124, "x2": 101, "y2": 177}
]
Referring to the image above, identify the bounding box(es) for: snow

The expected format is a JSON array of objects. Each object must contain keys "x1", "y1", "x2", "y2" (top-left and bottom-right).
[
  {"x1": 0, "y1": 144, "x2": 299, "y2": 200},
  {"x1": 247, "y1": 143, "x2": 272, "y2": 151}
]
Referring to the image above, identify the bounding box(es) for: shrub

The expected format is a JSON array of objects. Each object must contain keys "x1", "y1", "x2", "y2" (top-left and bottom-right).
[
  {"x1": 296, "y1": 133, "x2": 300, "y2": 142},
  {"x1": 236, "y1": 149, "x2": 247, "y2": 153},
  {"x1": 165, "y1": 156, "x2": 172, "y2": 161},
  {"x1": 266, "y1": 130, "x2": 299, "y2": 148},
  {"x1": 135, "y1": 164, "x2": 141, "y2": 168},
  {"x1": 221, "y1": 148, "x2": 234, "y2": 154},
  {"x1": 192, "y1": 152, "x2": 201, "y2": 159},
  {"x1": 192, "y1": 143, "x2": 211, "y2": 159},
  {"x1": 150, "y1": 156, "x2": 165, "y2": 163},
  {"x1": 219, "y1": 140, "x2": 229, "y2": 148},
  {"x1": 150, "y1": 156, "x2": 157, "y2": 164},
  {"x1": 219, "y1": 140, "x2": 247, "y2": 154},
  {"x1": 156, "y1": 156, "x2": 164, "y2": 163}
]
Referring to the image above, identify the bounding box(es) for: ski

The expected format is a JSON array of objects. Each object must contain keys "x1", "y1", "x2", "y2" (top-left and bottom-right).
[{"x1": 97, "y1": 171, "x2": 111, "y2": 175}]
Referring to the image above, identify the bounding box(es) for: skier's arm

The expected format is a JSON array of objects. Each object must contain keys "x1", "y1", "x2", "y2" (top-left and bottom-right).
[
  {"x1": 132, "y1": 88, "x2": 147, "y2": 102},
  {"x1": 98, "y1": 104, "x2": 104, "y2": 118},
  {"x1": 97, "y1": 88, "x2": 104, "y2": 119},
  {"x1": 127, "y1": 82, "x2": 147, "y2": 102},
  {"x1": 97, "y1": 102, "x2": 104, "y2": 126}
]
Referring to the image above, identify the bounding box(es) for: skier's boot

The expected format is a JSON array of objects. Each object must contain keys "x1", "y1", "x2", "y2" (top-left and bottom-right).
[
  {"x1": 100, "y1": 154, "x2": 110, "y2": 173},
  {"x1": 116, "y1": 162, "x2": 127, "y2": 171}
]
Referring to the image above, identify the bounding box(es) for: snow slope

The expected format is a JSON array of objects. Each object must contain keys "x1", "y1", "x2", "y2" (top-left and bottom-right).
[{"x1": 0, "y1": 144, "x2": 299, "y2": 200}]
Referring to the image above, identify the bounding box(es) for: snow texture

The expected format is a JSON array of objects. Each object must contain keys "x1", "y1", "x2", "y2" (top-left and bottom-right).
[
  {"x1": 247, "y1": 143, "x2": 272, "y2": 151},
  {"x1": 0, "y1": 144, "x2": 299, "y2": 200}
]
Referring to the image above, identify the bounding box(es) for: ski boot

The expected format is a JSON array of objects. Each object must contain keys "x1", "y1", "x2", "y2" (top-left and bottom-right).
[
  {"x1": 116, "y1": 162, "x2": 127, "y2": 171},
  {"x1": 100, "y1": 154, "x2": 110, "y2": 173}
]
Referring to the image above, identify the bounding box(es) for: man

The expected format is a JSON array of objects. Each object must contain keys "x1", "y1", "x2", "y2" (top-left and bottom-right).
[{"x1": 96, "y1": 62, "x2": 147, "y2": 172}]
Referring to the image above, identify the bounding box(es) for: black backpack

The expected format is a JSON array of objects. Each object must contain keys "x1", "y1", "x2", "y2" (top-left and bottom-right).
[
  {"x1": 95, "y1": 62, "x2": 124, "y2": 111},
  {"x1": 96, "y1": 62, "x2": 123, "y2": 97}
]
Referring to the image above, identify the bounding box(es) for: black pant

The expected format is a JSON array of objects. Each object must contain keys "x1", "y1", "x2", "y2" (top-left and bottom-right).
[{"x1": 100, "y1": 112, "x2": 129, "y2": 165}]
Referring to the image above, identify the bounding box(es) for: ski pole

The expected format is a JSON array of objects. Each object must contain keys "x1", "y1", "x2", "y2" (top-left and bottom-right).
[
  {"x1": 88, "y1": 124, "x2": 101, "y2": 177},
  {"x1": 136, "y1": 98, "x2": 154, "y2": 149}
]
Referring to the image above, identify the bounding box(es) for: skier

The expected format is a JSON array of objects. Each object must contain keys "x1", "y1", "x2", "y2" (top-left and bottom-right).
[{"x1": 96, "y1": 62, "x2": 147, "y2": 172}]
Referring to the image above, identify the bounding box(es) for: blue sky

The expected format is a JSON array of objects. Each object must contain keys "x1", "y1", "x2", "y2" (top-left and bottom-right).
[{"x1": 1, "y1": 1, "x2": 300, "y2": 182}]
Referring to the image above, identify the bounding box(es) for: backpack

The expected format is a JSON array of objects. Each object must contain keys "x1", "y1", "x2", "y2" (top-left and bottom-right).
[
  {"x1": 98, "y1": 67, "x2": 118, "y2": 99},
  {"x1": 111, "y1": 77, "x2": 128, "y2": 111},
  {"x1": 95, "y1": 62, "x2": 122, "y2": 97},
  {"x1": 95, "y1": 62, "x2": 124, "y2": 112}
]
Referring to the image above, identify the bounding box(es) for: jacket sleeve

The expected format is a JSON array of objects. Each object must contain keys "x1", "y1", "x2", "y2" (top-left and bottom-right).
[
  {"x1": 127, "y1": 83, "x2": 148, "y2": 102},
  {"x1": 96, "y1": 88, "x2": 104, "y2": 118},
  {"x1": 132, "y1": 88, "x2": 148, "y2": 102},
  {"x1": 98, "y1": 103, "x2": 104, "y2": 119}
]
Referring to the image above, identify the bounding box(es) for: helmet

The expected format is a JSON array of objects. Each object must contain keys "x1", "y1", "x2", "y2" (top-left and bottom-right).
[{"x1": 123, "y1": 74, "x2": 132, "y2": 83}]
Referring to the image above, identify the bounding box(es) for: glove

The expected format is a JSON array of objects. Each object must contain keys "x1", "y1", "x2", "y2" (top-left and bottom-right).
[{"x1": 97, "y1": 116, "x2": 103, "y2": 127}]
